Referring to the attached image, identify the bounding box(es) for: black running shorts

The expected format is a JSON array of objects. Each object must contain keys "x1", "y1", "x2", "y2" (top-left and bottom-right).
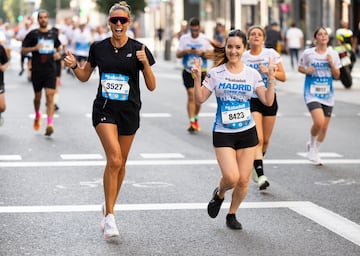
[
  {"x1": 213, "y1": 126, "x2": 259, "y2": 150},
  {"x1": 31, "y1": 73, "x2": 56, "y2": 93},
  {"x1": 55, "y1": 60, "x2": 61, "y2": 77},
  {"x1": 250, "y1": 94, "x2": 278, "y2": 116},
  {"x1": 182, "y1": 69, "x2": 206, "y2": 89},
  {"x1": 92, "y1": 98, "x2": 140, "y2": 135}
]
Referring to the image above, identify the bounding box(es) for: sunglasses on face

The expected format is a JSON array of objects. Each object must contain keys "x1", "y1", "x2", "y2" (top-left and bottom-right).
[{"x1": 109, "y1": 16, "x2": 129, "y2": 25}]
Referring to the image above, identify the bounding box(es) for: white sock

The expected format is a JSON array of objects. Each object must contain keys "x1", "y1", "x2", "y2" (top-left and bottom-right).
[{"x1": 310, "y1": 135, "x2": 317, "y2": 146}]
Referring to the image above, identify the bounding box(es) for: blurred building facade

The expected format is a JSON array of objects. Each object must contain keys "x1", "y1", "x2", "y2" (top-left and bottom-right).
[{"x1": 148, "y1": 0, "x2": 360, "y2": 54}]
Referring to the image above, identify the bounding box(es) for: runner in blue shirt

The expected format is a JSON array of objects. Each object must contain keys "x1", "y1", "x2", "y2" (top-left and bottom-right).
[
  {"x1": 242, "y1": 25, "x2": 286, "y2": 190},
  {"x1": 192, "y1": 29, "x2": 276, "y2": 230},
  {"x1": 298, "y1": 27, "x2": 341, "y2": 165}
]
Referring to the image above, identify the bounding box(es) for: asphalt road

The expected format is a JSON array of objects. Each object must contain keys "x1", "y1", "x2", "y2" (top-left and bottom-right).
[{"x1": 0, "y1": 46, "x2": 360, "y2": 256}]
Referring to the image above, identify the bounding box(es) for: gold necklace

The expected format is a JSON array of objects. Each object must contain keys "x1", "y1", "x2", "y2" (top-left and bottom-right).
[{"x1": 111, "y1": 38, "x2": 126, "y2": 53}]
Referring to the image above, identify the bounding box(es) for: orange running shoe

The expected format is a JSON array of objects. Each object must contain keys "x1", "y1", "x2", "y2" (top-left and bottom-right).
[
  {"x1": 33, "y1": 114, "x2": 41, "y2": 131},
  {"x1": 193, "y1": 119, "x2": 201, "y2": 131}
]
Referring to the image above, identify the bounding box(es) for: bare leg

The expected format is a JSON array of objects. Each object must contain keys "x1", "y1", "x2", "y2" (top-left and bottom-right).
[{"x1": 96, "y1": 123, "x2": 135, "y2": 215}]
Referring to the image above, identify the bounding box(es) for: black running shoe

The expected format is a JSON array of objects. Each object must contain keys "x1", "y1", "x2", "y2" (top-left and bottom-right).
[
  {"x1": 207, "y1": 187, "x2": 224, "y2": 218},
  {"x1": 226, "y1": 214, "x2": 242, "y2": 230},
  {"x1": 187, "y1": 122, "x2": 196, "y2": 133}
]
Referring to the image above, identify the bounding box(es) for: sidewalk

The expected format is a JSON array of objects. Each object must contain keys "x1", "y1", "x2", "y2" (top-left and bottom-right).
[{"x1": 155, "y1": 52, "x2": 360, "y2": 106}]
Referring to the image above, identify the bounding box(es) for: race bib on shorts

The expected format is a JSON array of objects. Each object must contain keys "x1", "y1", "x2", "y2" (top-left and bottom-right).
[
  {"x1": 101, "y1": 73, "x2": 130, "y2": 101},
  {"x1": 221, "y1": 101, "x2": 251, "y2": 129}
]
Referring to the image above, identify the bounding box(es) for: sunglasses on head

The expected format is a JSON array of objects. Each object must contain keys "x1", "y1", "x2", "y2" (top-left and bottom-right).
[{"x1": 109, "y1": 16, "x2": 129, "y2": 25}]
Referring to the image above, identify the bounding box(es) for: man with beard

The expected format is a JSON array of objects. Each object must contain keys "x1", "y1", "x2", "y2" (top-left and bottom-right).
[{"x1": 21, "y1": 10, "x2": 62, "y2": 136}]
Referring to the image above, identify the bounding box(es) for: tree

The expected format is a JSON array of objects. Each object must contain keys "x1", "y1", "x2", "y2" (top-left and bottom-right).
[
  {"x1": 40, "y1": 0, "x2": 71, "y2": 18},
  {"x1": 95, "y1": 0, "x2": 146, "y2": 15},
  {"x1": 2, "y1": 0, "x2": 24, "y2": 23},
  {"x1": 0, "y1": 0, "x2": 6, "y2": 21}
]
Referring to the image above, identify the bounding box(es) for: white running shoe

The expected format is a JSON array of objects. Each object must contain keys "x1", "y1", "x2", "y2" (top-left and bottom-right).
[
  {"x1": 306, "y1": 141, "x2": 322, "y2": 165},
  {"x1": 251, "y1": 167, "x2": 258, "y2": 183},
  {"x1": 258, "y1": 175, "x2": 270, "y2": 190},
  {"x1": 100, "y1": 202, "x2": 106, "y2": 231},
  {"x1": 104, "y1": 214, "x2": 119, "y2": 239}
]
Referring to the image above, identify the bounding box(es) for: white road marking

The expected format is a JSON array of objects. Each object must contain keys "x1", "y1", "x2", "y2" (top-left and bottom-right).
[
  {"x1": 0, "y1": 155, "x2": 22, "y2": 161},
  {"x1": 87, "y1": 113, "x2": 173, "y2": 118},
  {"x1": 60, "y1": 154, "x2": 103, "y2": 160},
  {"x1": 198, "y1": 112, "x2": 215, "y2": 117},
  {"x1": 1, "y1": 159, "x2": 360, "y2": 168},
  {"x1": 290, "y1": 201, "x2": 360, "y2": 247},
  {"x1": 29, "y1": 114, "x2": 59, "y2": 119},
  {"x1": 297, "y1": 152, "x2": 343, "y2": 158},
  {"x1": 141, "y1": 113, "x2": 172, "y2": 118},
  {"x1": 132, "y1": 181, "x2": 174, "y2": 188},
  {"x1": 140, "y1": 153, "x2": 184, "y2": 159},
  {"x1": 0, "y1": 201, "x2": 359, "y2": 246},
  {"x1": 314, "y1": 179, "x2": 360, "y2": 186}
]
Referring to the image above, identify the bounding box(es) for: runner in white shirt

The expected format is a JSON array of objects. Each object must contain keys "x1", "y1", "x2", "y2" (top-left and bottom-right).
[
  {"x1": 72, "y1": 22, "x2": 93, "y2": 67},
  {"x1": 286, "y1": 22, "x2": 304, "y2": 69},
  {"x1": 242, "y1": 25, "x2": 286, "y2": 190},
  {"x1": 176, "y1": 17, "x2": 213, "y2": 133},
  {"x1": 298, "y1": 27, "x2": 341, "y2": 165},
  {"x1": 192, "y1": 29, "x2": 276, "y2": 230}
]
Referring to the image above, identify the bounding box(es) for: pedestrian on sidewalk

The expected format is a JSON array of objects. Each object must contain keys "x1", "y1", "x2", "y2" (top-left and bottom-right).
[
  {"x1": 265, "y1": 22, "x2": 283, "y2": 53},
  {"x1": 285, "y1": 22, "x2": 304, "y2": 70},
  {"x1": 298, "y1": 27, "x2": 341, "y2": 165},
  {"x1": 242, "y1": 25, "x2": 286, "y2": 190},
  {"x1": 21, "y1": 10, "x2": 62, "y2": 136},
  {"x1": 64, "y1": 1, "x2": 156, "y2": 239},
  {"x1": 16, "y1": 17, "x2": 34, "y2": 81},
  {"x1": 192, "y1": 29, "x2": 276, "y2": 229},
  {"x1": 0, "y1": 43, "x2": 9, "y2": 126},
  {"x1": 176, "y1": 17, "x2": 213, "y2": 133}
]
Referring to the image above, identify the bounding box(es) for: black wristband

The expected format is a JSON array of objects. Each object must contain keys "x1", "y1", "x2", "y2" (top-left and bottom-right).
[{"x1": 71, "y1": 63, "x2": 78, "y2": 70}]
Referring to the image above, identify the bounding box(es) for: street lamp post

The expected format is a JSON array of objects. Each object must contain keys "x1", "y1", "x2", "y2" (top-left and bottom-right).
[{"x1": 164, "y1": 0, "x2": 173, "y2": 60}]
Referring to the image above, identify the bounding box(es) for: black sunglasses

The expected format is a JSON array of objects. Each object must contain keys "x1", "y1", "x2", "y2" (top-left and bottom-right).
[{"x1": 109, "y1": 16, "x2": 129, "y2": 25}]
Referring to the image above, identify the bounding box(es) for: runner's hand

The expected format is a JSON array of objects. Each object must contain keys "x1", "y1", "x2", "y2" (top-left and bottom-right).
[
  {"x1": 136, "y1": 45, "x2": 149, "y2": 65},
  {"x1": 191, "y1": 57, "x2": 202, "y2": 80},
  {"x1": 64, "y1": 51, "x2": 77, "y2": 68}
]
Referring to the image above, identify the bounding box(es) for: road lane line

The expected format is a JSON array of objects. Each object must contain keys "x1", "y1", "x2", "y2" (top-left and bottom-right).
[
  {"x1": 290, "y1": 201, "x2": 360, "y2": 247},
  {"x1": 198, "y1": 112, "x2": 215, "y2": 117},
  {"x1": 297, "y1": 152, "x2": 343, "y2": 158},
  {"x1": 60, "y1": 154, "x2": 103, "y2": 160},
  {"x1": 140, "y1": 153, "x2": 185, "y2": 159},
  {"x1": 0, "y1": 155, "x2": 22, "y2": 161},
  {"x1": 0, "y1": 201, "x2": 359, "y2": 246},
  {"x1": 29, "y1": 114, "x2": 59, "y2": 119},
  {"x1": 141, "y1": 113, "x2": 172, "y2": 118},
  {"x1": 1, "y1": 159, "x2": 360, "y2": 168}
]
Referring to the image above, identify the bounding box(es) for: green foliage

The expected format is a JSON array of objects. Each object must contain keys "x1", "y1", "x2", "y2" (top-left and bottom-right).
[
  {"x1": 95, "y1": 0, "x2": 146, "y2": 15},
  {"x1": 3, "y1": 0, "x2": 23, "y2": 22},
  {"x1": 40, "y1": 0, "x2": 71, "y2": 18},
  {"x1": 0, "y1": 0, "x2": 7, "y2": 21}
]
